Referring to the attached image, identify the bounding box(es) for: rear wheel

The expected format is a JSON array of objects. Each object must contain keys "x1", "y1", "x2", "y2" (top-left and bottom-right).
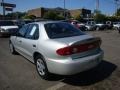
[{"x1": 35, "y1": 55, "x2": 50, "y2": 80}]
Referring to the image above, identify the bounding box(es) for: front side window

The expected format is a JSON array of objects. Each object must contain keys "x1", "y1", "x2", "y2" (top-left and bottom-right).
[
  {"x1": 44, "y1": 22, "x2": 85, "y2": 39},
  {"x1": 25, "y1": 24, "x2": 39, "y2": 40},
  {"x1": 18, "y1": 25, "x2": 29, "y2": 37}
]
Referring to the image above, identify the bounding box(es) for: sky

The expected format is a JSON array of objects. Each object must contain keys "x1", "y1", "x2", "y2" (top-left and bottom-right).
[{"x1": 0, "y1": 0, "x2": 116, "y2": 15}]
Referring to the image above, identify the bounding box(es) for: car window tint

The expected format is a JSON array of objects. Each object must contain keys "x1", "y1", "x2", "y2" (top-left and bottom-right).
[
  {"x1": 18, "y1": 25, "x2": 29, "y2": 37},
  {"x1": 44, "y1": 22, "x2": 85, "y2": 39},
  {"x1": 25, "y1": 24, "x2": 39, "y2": 40}
]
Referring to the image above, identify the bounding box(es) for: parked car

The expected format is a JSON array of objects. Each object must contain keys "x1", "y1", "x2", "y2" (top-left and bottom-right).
[
  {"x1": 9, "y1": 21, "x2": 104, "y2": 79},
  {"x1": 113, "y1": 22, "x2": 120, "y2": 30},
  {"x1": 106, "y1": 21, "x2": 113, "y2": 29},
  {"x1": 112, "y1": 22, "x2": 120, "y2": 33},
  {"x1": 96, "y1": 23, "x2": 106, "y2": 30},
  {"x1": 85, "y1": 21, "x2": 97, "y2": 31},
  {"x1": 14, "y1": 19, "x2": 34, "y2": 28},
  {"x1": 0, "y1": 20, "x2": 18, "y2": 37},
  {"x1": 67, "y1": 20, "x2": 87, "y2": 31},
  {"x1": 13, "y1": 20, "x2": 25, "y2": 29}
]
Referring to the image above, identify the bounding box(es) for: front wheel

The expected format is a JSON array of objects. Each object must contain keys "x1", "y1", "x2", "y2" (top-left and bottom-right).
[
  {"x1": 96, "y1": 27, "x2": 100, "y2": 31},
  {"x1": 118, "y1": 30, "x2": 120, "y2": 34},
  {"x1": 35, "y1": 55, "x2": 50, "y2": 80},
  {"x1": 9, "y1": 42, "x2": 17, "y2": 54}
]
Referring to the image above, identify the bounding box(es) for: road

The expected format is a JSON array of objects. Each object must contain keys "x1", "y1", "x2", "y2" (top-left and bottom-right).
[{"x1": 0, "y1": 30, "x2": 120, "y2": 90}]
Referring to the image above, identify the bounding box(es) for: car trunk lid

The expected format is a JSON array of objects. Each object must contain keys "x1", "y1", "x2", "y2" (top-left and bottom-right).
[{"x1": 55, "y1": 35, "x2": 101, "y2": 59}]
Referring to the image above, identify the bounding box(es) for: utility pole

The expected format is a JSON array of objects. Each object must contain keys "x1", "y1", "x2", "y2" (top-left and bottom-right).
[
  {"x1": 96, "y1": 0, "x2": 99, "y2": 11},
  {"x1": 63, "y1": 0, "x2": 66, "y2": 19},
  {"x1": 1, "y1": 0, "x2": 5, "y2": 19},
  {"x1": 115, "y1": 0, "x2": 119, "y2": 15}
]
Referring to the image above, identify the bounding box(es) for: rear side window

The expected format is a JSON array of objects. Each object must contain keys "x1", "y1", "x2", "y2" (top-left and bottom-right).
[{"x1": 44, "y1": 22, "x2": 85, "y2": 39}]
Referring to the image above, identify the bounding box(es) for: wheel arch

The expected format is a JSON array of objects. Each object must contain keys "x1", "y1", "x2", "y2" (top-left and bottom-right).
[
  {"x1": 9, "y1": 39, "x2": 11, "y2": 43},
  {"x1": 33, "y1": 52, "x2": 44, "y2": 63}
]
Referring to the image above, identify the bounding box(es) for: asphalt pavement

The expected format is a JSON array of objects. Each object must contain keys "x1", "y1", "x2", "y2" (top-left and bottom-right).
[{"x1": 0, "y1": 30, "x2": 120, "y2": 90}]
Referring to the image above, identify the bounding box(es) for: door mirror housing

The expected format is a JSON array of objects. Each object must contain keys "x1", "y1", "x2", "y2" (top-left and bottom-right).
[{"x1": 10, "y1": 28, "x2": 19, "y2": 36}]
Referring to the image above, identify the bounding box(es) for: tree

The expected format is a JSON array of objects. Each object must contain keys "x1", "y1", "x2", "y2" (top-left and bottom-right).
[
  {"x1": 6, "y1": 12, "x2": 26, "y2": 19},
  {"x1": 74, "y1": 14, "x2": 83, "y2": 21},
  {"x1": 106, "y1": 16, "x2": 118, "y2": 22},
  {"x1": 43, "y1": 11, "x2": 57, "y2": 20},
  {"x1": 43, "y1": 11, "x2": 65, "y2": 20},
  {"x1": 94, "y1": 13, "x2": 107, "y2": 23},
  {"x1": 22, "y1": 15, "x2": 36, "y2": 20},
  {"x1": 94, "y1": 9, "x2": 101, "y2": 15},
  {"x1": 115, "y1": 8, "x2": 120, "y2": 16},
  {"x1": 56, "y1": 15, "x2": 65, "y2": 20}
]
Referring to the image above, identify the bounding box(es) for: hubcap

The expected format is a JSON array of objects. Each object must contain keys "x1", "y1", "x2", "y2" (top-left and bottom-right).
[
  {"x1": 37, "y1": 59, "x2": 46, "y2": 76},
  {"x1": 96, "y1": 27, "x2": 99, "y2": 31},
  {"x1": 10, "y1": 43, "x2": 13, "y2": 53}
]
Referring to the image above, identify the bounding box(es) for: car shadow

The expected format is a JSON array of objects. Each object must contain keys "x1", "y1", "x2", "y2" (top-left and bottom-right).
[
  {"x1": 0, "y1": 36, "x2": 10, "y2": 38},
  {"x1": 48, "y1": 60, "x2": 117, "y2": 86}
]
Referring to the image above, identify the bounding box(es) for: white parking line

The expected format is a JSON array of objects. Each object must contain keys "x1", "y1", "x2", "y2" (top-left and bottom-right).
[{"x1": 46, "y1": 82, "x2": 66, "y2": 90}]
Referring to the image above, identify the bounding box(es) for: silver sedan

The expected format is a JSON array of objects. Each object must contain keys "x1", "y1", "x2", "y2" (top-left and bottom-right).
[{"x1": 9, "y1": 21, "x2": 104, "y2": 79}]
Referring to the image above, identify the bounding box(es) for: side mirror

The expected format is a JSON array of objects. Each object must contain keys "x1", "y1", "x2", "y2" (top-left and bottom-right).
[{"x1": 10, "y1": 28, "x2": 19, "y2": 36}]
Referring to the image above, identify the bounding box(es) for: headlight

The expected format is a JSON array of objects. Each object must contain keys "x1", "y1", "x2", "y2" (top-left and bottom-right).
[{"x1": 0, "y1": 28, "x2": 6, "y2": 32}]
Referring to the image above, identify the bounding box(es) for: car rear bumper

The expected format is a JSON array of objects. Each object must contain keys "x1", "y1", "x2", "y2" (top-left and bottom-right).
[{"x1": 46, "y1": 50, "x2": 104, "y2": 75}]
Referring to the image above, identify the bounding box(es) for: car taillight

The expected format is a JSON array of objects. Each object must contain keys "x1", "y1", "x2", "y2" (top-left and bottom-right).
[
  {"x1": 56, "y1": 40, "x2": 101, "y2": 56},
  {"x1": 56, "y1": 47, "x2": 71, "y2": 56}
]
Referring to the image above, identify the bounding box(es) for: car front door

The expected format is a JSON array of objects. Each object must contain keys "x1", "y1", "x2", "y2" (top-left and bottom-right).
[
  {"x1": 15, "y1": 25, "x2": 29, "y2": 54},
  {"x1": 20, "y1": 24, "x2": 39, "y2": 62}
]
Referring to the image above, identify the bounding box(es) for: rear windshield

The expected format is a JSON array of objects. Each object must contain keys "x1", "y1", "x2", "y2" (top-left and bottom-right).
[
  {"x1": 44, "y1": 22, "x2": 85, "y2": 39},
  {"x1": 0, "y1": 21, "x2": 15, "y2": 26}
]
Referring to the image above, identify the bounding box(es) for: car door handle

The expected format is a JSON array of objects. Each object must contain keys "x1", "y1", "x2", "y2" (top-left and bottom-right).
[{"x1": 33, "y1": 44, "x2": 36, "y2": 47}]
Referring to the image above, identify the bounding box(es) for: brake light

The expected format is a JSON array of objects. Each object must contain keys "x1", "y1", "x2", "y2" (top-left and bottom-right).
[
  {"x1": 56, "y1": 47, "x2": 71, "y2": 56},
  {"x1": 56, "y1": 40, "x2": 101, "y2": 56}
]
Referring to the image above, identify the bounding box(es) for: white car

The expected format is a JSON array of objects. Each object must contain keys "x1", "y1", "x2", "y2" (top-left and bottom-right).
[
  {"x1": 113, "y1": 22, "x2": 120, "y2": 30},
  {"x1": 96, "y1": 23, "x2": 106, "y2": 30},
  {"x1": 10, "y1": 21, "x2": 104, "y2": 79},
  {"x1": 85, "y1": 21, "x2": 97, "y2": 31},
  {"x1": 0, "y1": 20, "x2": 18, "y2": 37}
]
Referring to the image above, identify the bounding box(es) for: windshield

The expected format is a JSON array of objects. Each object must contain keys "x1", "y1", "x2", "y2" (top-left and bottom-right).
[
  {"x1": 0, "y1": 21, "x2": 15, "y2": 26},
  {"x1": 44, "y1": 22, "x2": 85, "y2": 39}
]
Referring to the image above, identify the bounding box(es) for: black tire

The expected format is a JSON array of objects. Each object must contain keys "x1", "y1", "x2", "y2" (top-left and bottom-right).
[
  {"x1": 115, "y1": 27, "x2": 118, "y2": 30},
  {"x1": 119, "y1": 30, "x2": 120, "y2": 34},
  {"x1": 35, "y1": 55, "x2": 50, "y2": 80},
  {"x1": 9, "y1": 42, "x2": 17, "y2": 54},
  {"x1": 0, "y1": 34, "x2": 2, "y2": 37},
  {"x1": 96, "y1": 27, "x2": 100, "y2": 31}
]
